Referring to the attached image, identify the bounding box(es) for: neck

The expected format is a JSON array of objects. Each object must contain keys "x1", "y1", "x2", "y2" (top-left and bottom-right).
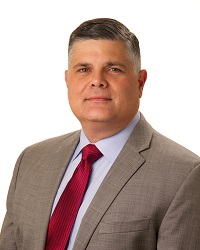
[{"x1": 81, "y1": 120, "x2": 133, "y2": 143}]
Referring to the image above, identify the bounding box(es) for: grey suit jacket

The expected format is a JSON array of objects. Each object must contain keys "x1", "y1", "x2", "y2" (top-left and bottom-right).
[{"x1": 1, "y1": 114, "x2": 200, "y2": 250}]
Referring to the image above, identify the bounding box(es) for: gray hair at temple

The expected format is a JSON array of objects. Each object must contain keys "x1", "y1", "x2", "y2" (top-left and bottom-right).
[{"x1": 68, "y1": 18, "x2": 141, "y2": 73}]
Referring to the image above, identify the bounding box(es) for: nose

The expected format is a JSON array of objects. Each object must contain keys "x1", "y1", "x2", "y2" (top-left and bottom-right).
[
  {"x1": 90, "y1": 71, "x2": 108, "y2": 88},
  {"x1": 91, "y1": 81, "x2": 107, "y2": 88}
]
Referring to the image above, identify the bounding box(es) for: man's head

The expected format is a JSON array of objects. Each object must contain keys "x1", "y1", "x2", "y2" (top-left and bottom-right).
[
  {"x1": 68, "y1": 18, "x2": 141, "y2": 74},
  {"x1": 65, "y1": 18, "x2": 147, "y2": 142}
]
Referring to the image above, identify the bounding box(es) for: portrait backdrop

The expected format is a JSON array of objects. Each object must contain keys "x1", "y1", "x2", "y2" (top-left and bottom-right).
[{"x1": 0, "y1": 0, "x2": 199, "y2": 228}]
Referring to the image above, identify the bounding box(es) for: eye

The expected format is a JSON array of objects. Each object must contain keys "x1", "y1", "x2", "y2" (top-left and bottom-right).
[
  {"x1": 109, "y1": 67, "x2": 122, "y2": 73},
  {"x1": 78, "y1": 68, "x2": 89, "y2": 73}
]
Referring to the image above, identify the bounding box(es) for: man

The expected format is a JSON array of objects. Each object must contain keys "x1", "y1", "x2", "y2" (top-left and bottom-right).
[{"x1": 0, "y1": 18, "x2": 200, "y2": 250}]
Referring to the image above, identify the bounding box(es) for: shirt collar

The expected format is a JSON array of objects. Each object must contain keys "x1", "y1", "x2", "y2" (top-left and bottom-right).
[{"x1": 72, "y1": 111, "x2": 140, "y2": 163}]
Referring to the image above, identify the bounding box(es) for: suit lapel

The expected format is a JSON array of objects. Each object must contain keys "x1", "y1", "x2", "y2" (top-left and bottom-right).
[
  {"x1": 73, "y1": 114, "x2": 153, "y2": 250},
  {"x1": 34, "y1": 132, "x2": 80, "y2": 249}
]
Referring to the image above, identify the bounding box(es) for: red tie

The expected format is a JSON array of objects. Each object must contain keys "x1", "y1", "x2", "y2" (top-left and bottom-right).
[{"x1": 45, "y1": 144, "x2": 103, "y2": 250}]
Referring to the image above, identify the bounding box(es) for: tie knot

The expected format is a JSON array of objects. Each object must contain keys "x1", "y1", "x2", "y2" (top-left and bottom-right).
[{"x1": 82, "y1": 144, "x2": 103, "y2": 164}]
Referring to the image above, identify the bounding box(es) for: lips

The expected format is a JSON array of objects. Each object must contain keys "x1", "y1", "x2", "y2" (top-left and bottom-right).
[{"x1": 86, "y1": 97, "x2": 112, "y2": 102}]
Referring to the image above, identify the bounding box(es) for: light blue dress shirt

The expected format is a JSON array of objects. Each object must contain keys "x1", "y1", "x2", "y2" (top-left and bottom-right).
[{"x1": 51, "y1": 111, "x2": 140, "y2": 250}]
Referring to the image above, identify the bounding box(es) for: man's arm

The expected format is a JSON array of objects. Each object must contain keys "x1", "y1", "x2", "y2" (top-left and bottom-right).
[
  {"x1": 0, "y1": 150, "x2": 26, "y2": 250},
  {"x1": 157, "y1": 163, "x2": 200, "y2": 249},
  {"x1": 0, "y1": 214, "x2": 17, "y2": 250}
]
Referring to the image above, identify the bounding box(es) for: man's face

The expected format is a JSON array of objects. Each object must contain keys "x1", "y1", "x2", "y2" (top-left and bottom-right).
[{"x1": 65, "y1": 39, "x2": 147, "y2": 134}]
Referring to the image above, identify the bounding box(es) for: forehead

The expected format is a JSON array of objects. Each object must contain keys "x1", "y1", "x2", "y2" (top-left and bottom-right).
[
  {"x1": 72, "y1": 39, "x2": 127, "y2": 49},
  {"x1": 68, "y1": 39, "x2": 130, "y2": 63}
]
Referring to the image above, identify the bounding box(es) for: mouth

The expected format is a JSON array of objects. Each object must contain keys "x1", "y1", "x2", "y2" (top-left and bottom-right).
[{"x1": 86, "y1": 97, "x2": 112, "y2": 102}]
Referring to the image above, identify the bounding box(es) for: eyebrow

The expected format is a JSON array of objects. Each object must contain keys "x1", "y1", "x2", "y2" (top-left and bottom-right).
[
  {"x1": 73, "y1": 63, "x2": 91, "y2": 69},
  {"x1": 106, "y1": 62, "x2": 127, "y2": 69},
  {"x1": 73, "y1": 62, "x2": 127, "y2": 69}
]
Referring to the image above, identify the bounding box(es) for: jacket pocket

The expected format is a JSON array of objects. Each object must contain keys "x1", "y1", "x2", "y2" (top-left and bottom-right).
[{"x1": 99, "y1": 218, "x2": 150, "y2": 234}]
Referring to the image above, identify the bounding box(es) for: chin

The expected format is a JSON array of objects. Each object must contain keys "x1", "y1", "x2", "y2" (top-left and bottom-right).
[
  {"x1": 85, "y1": 117, "x2": 110, "y2": 123},
  {"x1": 81, "y1": 114, "x2": 114, "y2": 124}
]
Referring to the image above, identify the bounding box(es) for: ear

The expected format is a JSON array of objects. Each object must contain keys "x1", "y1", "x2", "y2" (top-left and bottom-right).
[
  {"x1": 138, "y1": 69, "x2": 147, "y2": 98},
  {"x1": 65, "y1": 70, "x2": 68, "y2": 87}
]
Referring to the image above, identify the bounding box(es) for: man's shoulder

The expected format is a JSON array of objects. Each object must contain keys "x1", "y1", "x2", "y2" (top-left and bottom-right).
[
  {"x1": 149, "y1": 129, "x2": 200, "y2": 169},
  {"x1": 154, "y1": 129, "x2": 198, "y2": 154},
  {"x1": 25, "y1": 130, "x2": 81, "y2": 154},
  {"x1": 137, "y1": 113, "x2": 200, "y2": 164}
]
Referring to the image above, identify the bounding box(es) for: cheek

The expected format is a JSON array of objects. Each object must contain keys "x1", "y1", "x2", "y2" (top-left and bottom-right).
[
  {"x1": 67, "y1": 86, "x2": 77, "y2": 107},
  {"x1": 67, "y1": 85, "x2": 84, "y2": 111},
  {"x1": 68, "y1": 83, "x2": 81, "y2": 97},
  {"x1": 119, "y1": 84, "x2": 138, "y2": 99},
  {"x1": 119, "y1": 86, "x2": 140, "y2": 110}
]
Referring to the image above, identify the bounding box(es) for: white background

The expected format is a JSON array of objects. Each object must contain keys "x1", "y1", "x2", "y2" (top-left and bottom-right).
[{"x1": 0, "y1": 0, "x2": 200, "y2": 229}]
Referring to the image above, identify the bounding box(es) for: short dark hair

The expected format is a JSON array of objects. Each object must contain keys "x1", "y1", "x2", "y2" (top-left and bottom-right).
[{"x1": 68, "y1": 18, "x2": 141, "y2": 72}]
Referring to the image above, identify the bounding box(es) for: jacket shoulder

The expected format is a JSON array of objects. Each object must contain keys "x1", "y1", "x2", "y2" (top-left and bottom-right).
[
  {"x1": 24, "y1": 130, "x2": 81, "y2": 154},
  {"x1": 138, "y1": 113, "x2": 200, "y2": 167}
]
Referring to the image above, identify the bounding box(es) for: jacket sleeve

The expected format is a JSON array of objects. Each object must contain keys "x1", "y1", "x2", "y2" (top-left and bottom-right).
[
  {"x1": 157, "y1": 163, "x2": 200, "y2": 249},
  {"x1": 0, "y1": 150, "x2": 26, "y2": 250}
]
